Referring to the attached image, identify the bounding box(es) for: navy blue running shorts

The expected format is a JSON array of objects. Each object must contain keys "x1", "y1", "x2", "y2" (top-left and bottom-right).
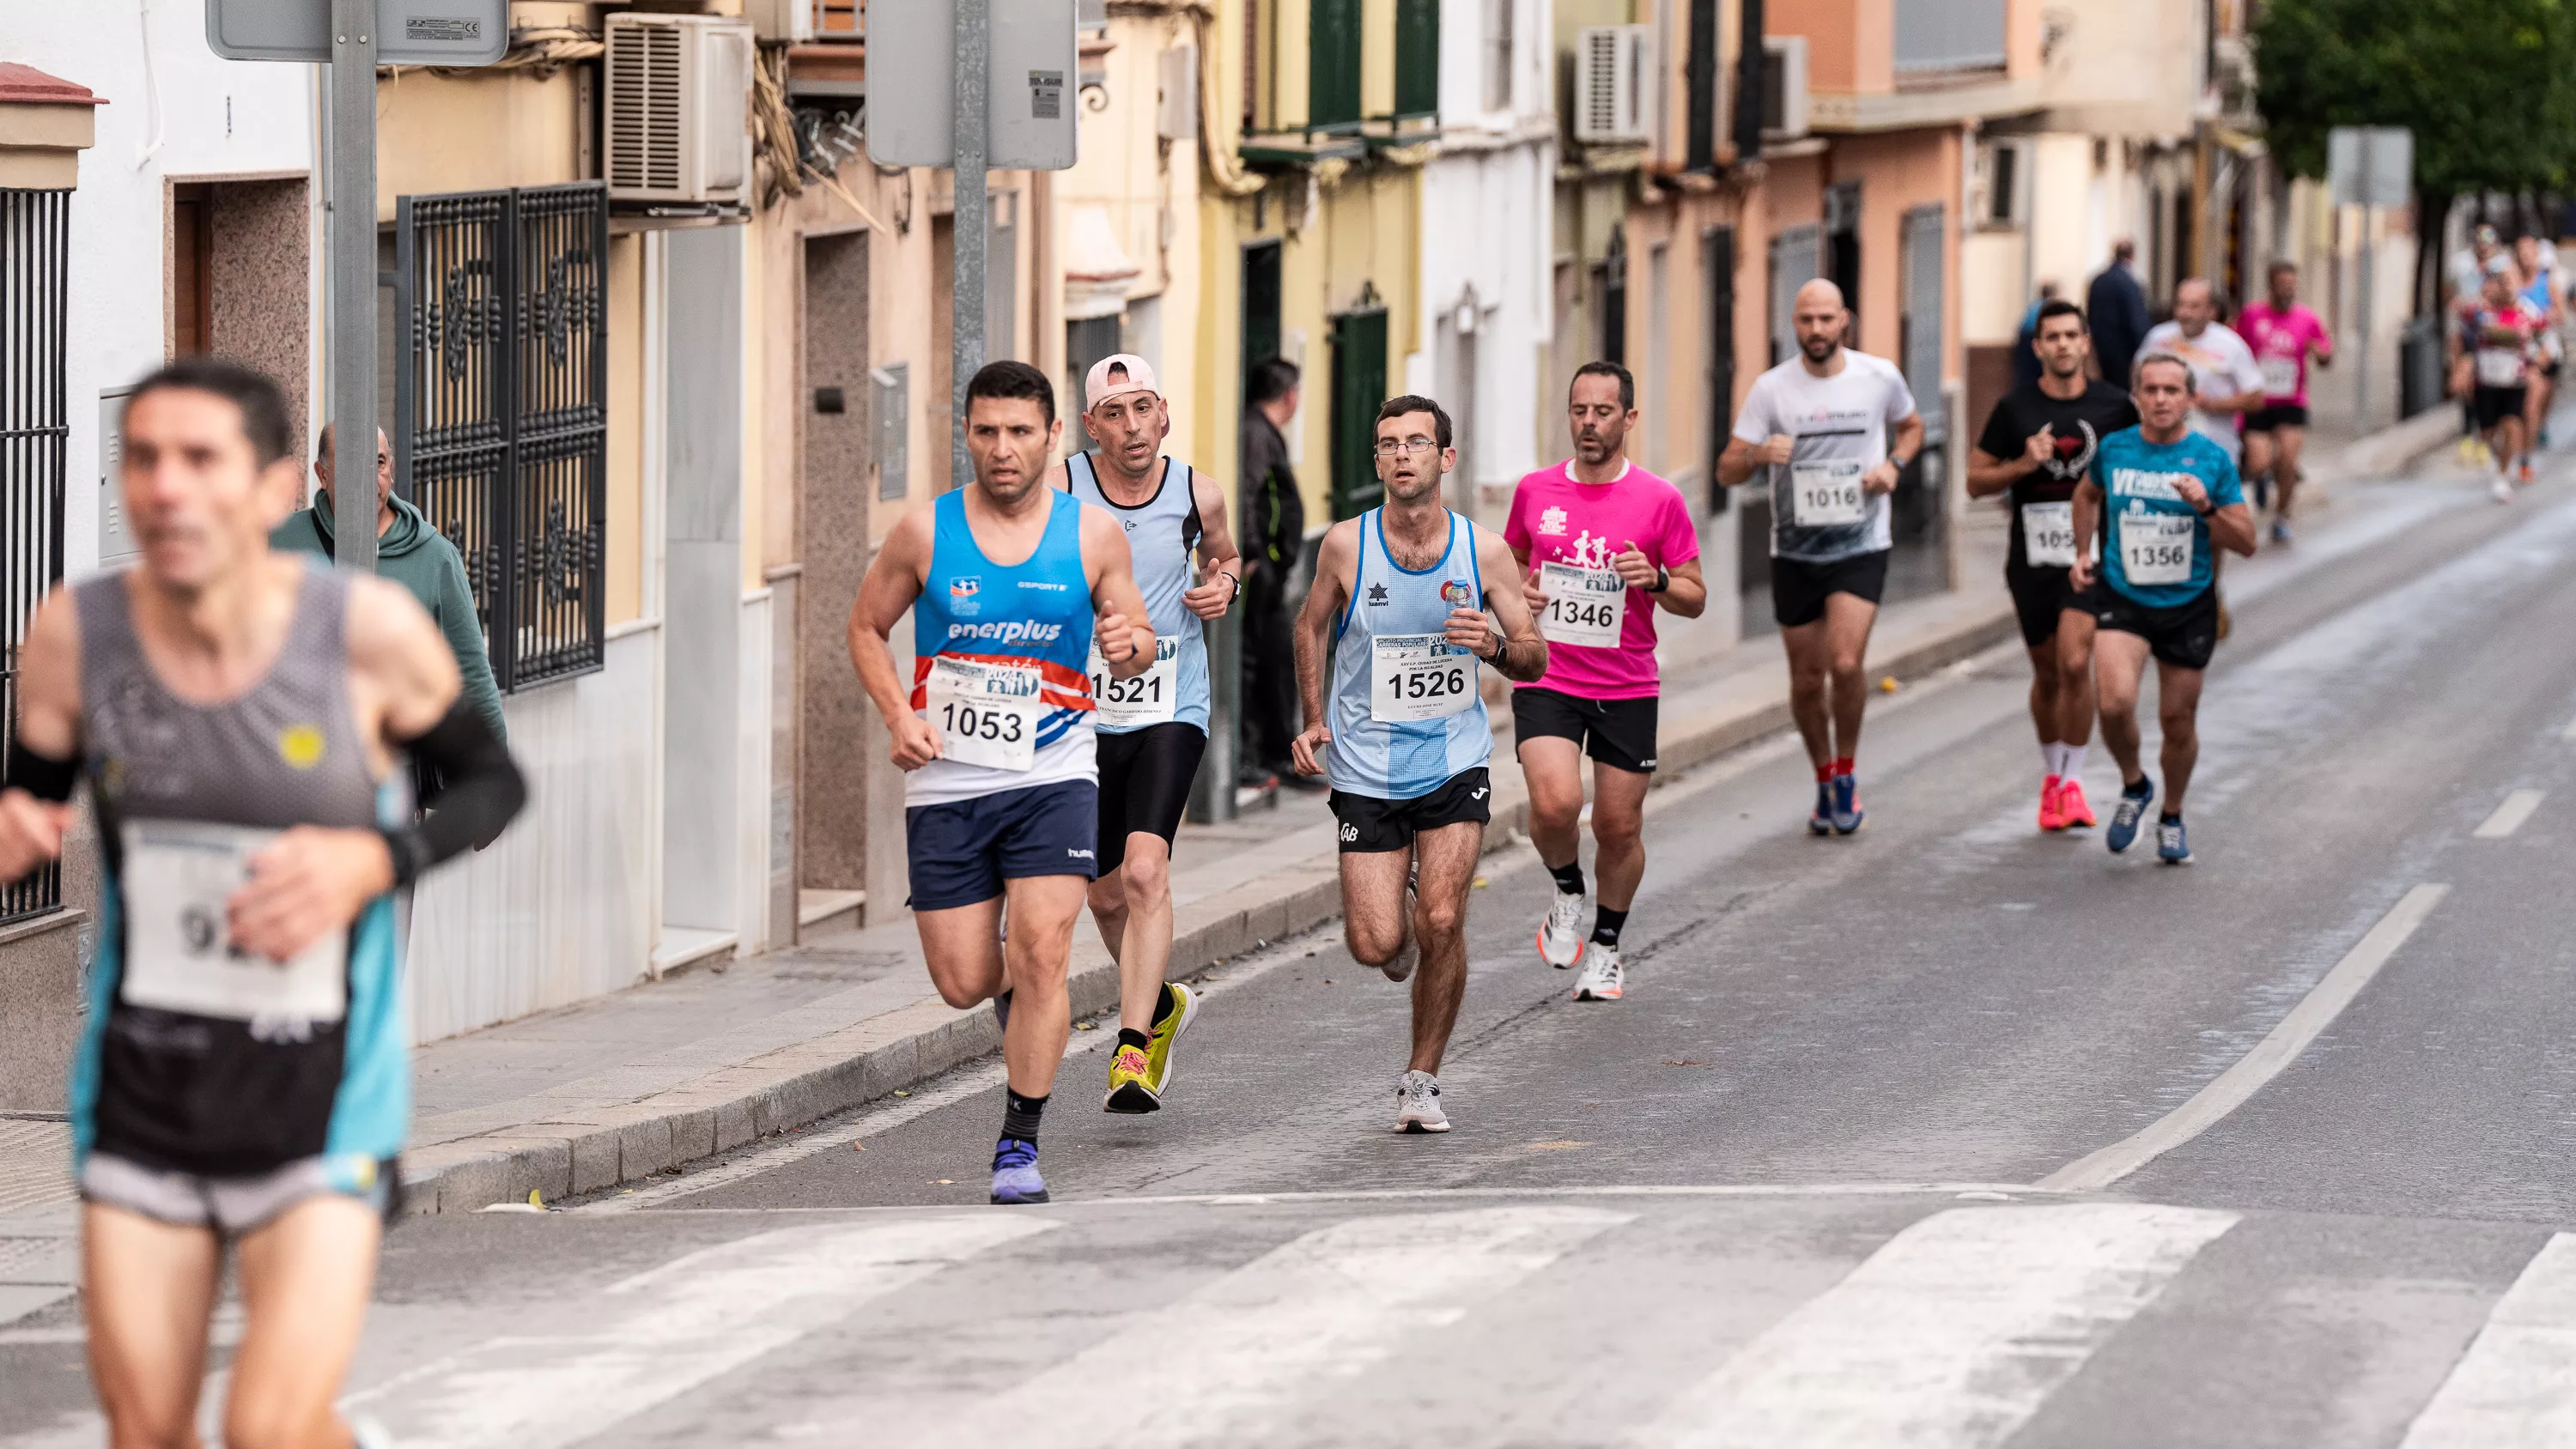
[{"x1": 905, "y1": 779, "x2": 1099, "y2": 911}]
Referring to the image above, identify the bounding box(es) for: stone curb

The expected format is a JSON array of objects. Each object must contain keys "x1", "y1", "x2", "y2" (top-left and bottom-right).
[{"x1": 403, "y1": 600, "x2": 2018, "y2": 1213}]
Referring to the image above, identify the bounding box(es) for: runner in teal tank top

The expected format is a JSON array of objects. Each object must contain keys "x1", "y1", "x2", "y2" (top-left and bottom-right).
[
  {"x1": 1291, "y1": 394, "x2": 1548, "y2": 1136},
  {"x1": 847, "y1": 361, "x2": 1155, "y2": 1205},
  {"x1": 1049, "y1": 355, "x2": 1245, "y2": 1116}
]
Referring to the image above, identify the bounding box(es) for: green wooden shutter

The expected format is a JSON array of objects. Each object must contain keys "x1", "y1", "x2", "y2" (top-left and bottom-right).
[
  {"x1": 1394, "y1": 0, "x2": 1440, "y2": 119},
  {"x1": 1329, "y1": 305, "x2": 1388, "y2": 519},
  {"x1": 1310, "y1": 0, "x2": 1364, "y2": 130}
]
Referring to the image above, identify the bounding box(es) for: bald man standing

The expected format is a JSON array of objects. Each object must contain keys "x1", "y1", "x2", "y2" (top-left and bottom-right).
[{"x1": 1719, "y1": 279, "x2": 1926, "y2": 835}]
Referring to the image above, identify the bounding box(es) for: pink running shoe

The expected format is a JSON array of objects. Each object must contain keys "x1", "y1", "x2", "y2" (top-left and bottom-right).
[
  {"x1": 2038, "y1": 776, "x2": 2064, "y2": 832},
  {"x1": 2058, "y1": 778, "x2": 2098, "y2": 829}
]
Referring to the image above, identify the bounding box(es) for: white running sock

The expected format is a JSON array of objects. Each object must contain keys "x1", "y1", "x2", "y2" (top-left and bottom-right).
[
  {"x1": 2063, "y1": 743, "x2": 2089, "y2": 780},
  {"x1": 2041, "y1": 740, "x2": 2063, "y2": 778}
]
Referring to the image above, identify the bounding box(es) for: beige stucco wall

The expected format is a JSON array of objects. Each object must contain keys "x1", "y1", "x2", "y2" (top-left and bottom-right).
[{"x1": 374, "y1": 68, "x2": 581, "y2": 223}]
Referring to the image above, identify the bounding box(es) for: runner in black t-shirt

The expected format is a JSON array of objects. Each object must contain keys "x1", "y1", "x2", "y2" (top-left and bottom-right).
[{"x1": 1968, "y1": 298, "x2": 2140, "y2": 834}]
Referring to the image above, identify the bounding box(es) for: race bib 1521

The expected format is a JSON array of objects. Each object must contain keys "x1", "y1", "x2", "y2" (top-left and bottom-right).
[{"x1": 1089, "y1": 637, "x2": 1177, "y2": 728}]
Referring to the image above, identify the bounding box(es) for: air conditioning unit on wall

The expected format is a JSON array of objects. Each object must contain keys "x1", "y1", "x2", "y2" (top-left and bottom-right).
[
  {"x1": 605, "y1": 14, "x2": 756, "y2": 204},
  {"x1": 1573, "y1": 26, "x2": 1654, "y2": 144},
  {"x1": 1762, "y1": 36, "x2": 1809, "y2": 141}
]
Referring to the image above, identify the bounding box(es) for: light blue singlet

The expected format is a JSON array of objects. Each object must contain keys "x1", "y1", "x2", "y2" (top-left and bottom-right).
[{"x1": 1324, "y1": 508, "x2": 1492, "y2": 800}]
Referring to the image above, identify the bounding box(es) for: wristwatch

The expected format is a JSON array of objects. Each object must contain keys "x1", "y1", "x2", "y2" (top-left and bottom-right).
[{"x1": 1649, "y1": 565, "x2": 1670, "y2": 594}]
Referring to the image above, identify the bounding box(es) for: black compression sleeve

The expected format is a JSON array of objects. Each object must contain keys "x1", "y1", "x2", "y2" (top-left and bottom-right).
[
  {"x1": 382, "y1": 700, "x2": 526, "y2": 886},
  {"x1": 3, "y1": 740, "x2": 78, "y2": 803}
]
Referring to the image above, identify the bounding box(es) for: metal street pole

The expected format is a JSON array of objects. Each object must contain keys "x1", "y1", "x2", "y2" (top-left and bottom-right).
[
  {"x1": 328, "y1": 0, "x2": 378, "y2": 571},
  {"x1": 950, "y1": 0, "x2": 988, "y2": 491},
  {"x1": 2355, "y1": 202, "x2": 2374, "y2": 431}
]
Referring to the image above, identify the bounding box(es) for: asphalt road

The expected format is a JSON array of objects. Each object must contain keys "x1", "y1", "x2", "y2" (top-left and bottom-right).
[{"x1": 9, "y1": 470, "x2": 2576, "y2": 1447}]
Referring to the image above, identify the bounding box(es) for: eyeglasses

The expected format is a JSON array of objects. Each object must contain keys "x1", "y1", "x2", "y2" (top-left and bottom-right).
[{"x1": 1373, "y1": 439, "x2": 1438, "y2": 459}]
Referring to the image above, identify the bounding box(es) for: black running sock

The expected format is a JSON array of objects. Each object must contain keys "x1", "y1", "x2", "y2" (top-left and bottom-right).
[
  {"x1": 2159, "y1": 811, "x2": 2183, "y2": 825},
  {"x1": 1549, "y1": 861, "x2": 1587, "y2": 896},
  {"x1": 1002, "y1": 1089, "x2": 1048, "y2": 1143},
  {"x1": 1116, "y1": 1027, "x2": 1151, "y2": 1052},
  {"x1": 1149, "y1": 982, "x2": 1180, "y2": 1028},
  {"x1": 2123, "y1": 775, "x2": 2154, "y2": 797},
  {"x1": 1591, "y1": 907, "x2": 1628, "y2": 949},
  {"x1": 993, "y1": 988, "x2": 1013, "y2": 1028}
]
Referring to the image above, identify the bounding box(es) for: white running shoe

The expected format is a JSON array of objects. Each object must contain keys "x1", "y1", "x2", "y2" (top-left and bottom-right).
[
  {"x1": 1394, "y1": 1070, "x2": 1450, "y2": 1133},
  {"x1": 2494, "y1": 476, "x2": 2516, "y2": 504},
  {"x1": 1572, "y1": 944, "x2": 1625, "y2": 1001},
  {"x1": 1538, "y1": 891, "x2": 1587, "y2": 968}
]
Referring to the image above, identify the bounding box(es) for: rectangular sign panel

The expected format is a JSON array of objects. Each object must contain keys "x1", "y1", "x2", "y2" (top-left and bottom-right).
[
  {"x1": 207, "y1": 0, "x2": 508, "y2": 65},
  {"x1": 865, "y1": 0, "x2": 1078, "y2": 170}
]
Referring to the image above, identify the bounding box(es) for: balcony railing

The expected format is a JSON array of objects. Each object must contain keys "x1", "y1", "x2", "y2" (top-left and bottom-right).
[{"x1": 1894, "y1": 0, "x2": 2006, "y2": 72}]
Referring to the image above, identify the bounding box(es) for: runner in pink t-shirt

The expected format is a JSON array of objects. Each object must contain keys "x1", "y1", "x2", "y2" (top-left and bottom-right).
[
  {"x1": 2236, "y1": 260, "x2": 2334, "y2": 543},
  {"x1": 1502, "y1": 361, "x2": 1705, "y2": 1003}
]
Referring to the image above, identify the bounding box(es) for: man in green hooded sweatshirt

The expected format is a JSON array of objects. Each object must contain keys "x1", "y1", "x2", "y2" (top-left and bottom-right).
[{"x1": 273, "y1": 425, "x2": 507, "y2": 747}]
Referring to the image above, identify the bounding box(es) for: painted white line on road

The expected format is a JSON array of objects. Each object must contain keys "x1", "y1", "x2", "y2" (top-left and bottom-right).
[
  {"x1": 340, "y1": 1216, "x2": 1047, "y2": 1448},
  {"x1": 2039, "y1": 883, "x2": 2449, "y2": 1192},
  {"x1": 2400, "y1": 1233, "x2": 2576, "y2": 1447},
  {"x1": 2475, "y1": 789, "x2": 2546, "y2": 839},
  {"x1": 625, "y1": 1182, "x2": 2055, "y2": 1216},
  {"x1": 1630, "y1": 1203, "x2": 2235, "y2": 1449},
  {"x1": 2562, "y1": 714, "x2": 2576, "y2": 742},
  {"x1": 799, "y1": 1205, "x2": 1625, "y2": 1447}
]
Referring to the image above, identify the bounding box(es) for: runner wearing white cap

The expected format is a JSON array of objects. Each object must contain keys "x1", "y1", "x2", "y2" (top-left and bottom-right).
[{"x1": 1045, "y1": 355, "x2": 1244, "y2": 1114}]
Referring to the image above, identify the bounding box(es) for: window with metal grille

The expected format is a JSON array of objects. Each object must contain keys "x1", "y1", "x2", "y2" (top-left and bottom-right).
[
  {"x1": 1394, "y1": 0, "x2": 1439, "y2": 119},
  {"x1": 2, "y1": 188, "x2": 70, "y2": 926},
  {"x1": 1309, "y1": 0, "x2": 1362, "y2": 130},
  {"x1": 393, "y1": 183, "x2": 609, "y2": 693}
]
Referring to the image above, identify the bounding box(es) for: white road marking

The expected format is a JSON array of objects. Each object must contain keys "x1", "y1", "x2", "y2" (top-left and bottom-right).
[
  {"x1": 2474, "y1": 789, "x2": 2546, "y2": 839},
  {"x1": 339, "y1": 1216, "x2": 1048, "y2": 1448},
  {"x1": 1629, "y1": 1203, "x2": 2237, "y2": 1449},
  {"x1": 794, "y1": 1205, "x2": 1626, "y2": 1447},
  {"x1": 2038, "y1": 883, "x2": 2449, "y2": 1192},
  {"x1": 2562, "y1": 713, "x2": 2576, "y2": 742},
  {"x1": 2400, "y1": 1233, "x2": 2576, "y2": 1447}
]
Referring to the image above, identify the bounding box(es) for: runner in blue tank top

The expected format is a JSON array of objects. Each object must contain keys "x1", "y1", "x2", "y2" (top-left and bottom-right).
[
  {"x1": 2070, "y1": 352, "x2": 2256, "y2": 866},
  {"x1": 1291, "y1": 394, "x2": 1548, "y2": 1135},
  {"x1": 1048, "y1": 355, "x2": 1244, "y2": 1116},
  {"x1": 847, "y1": 361, "x2": 1154, "y2": 1204},
  {"x1": 0, "y1": 360, "x2": 525, "y2": 1448}
]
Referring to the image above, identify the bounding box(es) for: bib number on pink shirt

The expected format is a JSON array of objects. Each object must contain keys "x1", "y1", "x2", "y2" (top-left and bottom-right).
[
  {"x1": 2259, "y1": 356, "x2": 2300, "y2": 397},
  {"x1": 1538, "y1": 561, "x2": 1625, "y2": 648}
]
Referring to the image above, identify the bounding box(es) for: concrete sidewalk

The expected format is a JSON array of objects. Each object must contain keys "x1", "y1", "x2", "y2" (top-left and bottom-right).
[{"x1": 0, "y1": 409, "x2": 2471, "y2": 1244}]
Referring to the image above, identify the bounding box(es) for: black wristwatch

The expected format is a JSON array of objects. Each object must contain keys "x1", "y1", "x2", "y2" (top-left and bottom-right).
[
  {"x1": 2195, "y1": 502, "x2": 2216, "y2": 518},
  {"x1": 1649, "y1": 565, "x2": 1670, "y2": 594}
]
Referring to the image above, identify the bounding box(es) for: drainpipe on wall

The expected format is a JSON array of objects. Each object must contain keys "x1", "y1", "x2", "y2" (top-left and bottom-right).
[
  {"x1": 1686, "y1": 0, "x2": 1716, "y2": 174},
  {"x1": 1731, "y1": 0, "x2": 1764, "y2": 167}
]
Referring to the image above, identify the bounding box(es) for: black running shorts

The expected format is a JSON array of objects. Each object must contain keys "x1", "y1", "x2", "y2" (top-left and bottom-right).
[
  {"x1": 2240, "y1": 403, "x2": 2309, "y2": 433},
  {"x1": 1330, "y1": 768, "x2": 1492, "y2": 853},
  {"x1": 2476, "y1": 385, "x2": 2530, "y2": 431},
  {"x1": 2004, "y1": 561, "x2": 2094, "y2": 648},
  {"x1": 1094, "y1": 721, "x2": 1206, "y2": 876},
  {"x1": 1771, "y1": 549, "x2": 1891, "y2": 628},
  {"x1": 2094, "y1": 584, "x2": 2221, "y2": 671},
  {"x1": 1511, "y1": 687, "x2": 1659, "y2": 774}
]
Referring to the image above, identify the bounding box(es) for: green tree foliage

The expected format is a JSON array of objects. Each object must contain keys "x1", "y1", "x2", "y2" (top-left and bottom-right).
[
  {"x1": 2257, "y1": 0, "x2": 2576, "y2": 306},
  {"x1": 2257, "y1": 0, "x2": 2576, "y2": 192}
]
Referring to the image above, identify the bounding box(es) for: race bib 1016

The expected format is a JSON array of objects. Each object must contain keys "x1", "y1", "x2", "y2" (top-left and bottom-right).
[
  {"x1": 1370, "y1": 632, "x2": 1478, "y2": 724},
  {"x1": 2021, "y1": 500, "x2": 2077, "y2": 568},
  {"x1": 2119, "y1": 512, "x2": 2197, "y2": 587},
  {"x1": 923, "y1": 655, "x2": 1044, "y2": 771},
  {"x1": 1538, "y1": 561, "x2": 1625, "y2": 648},
  {"x1": 1789, "y1": 460, "x2": 1868, "y2": 527},
  {"x1": 118, "y1": 819, "x2": 348, "y2": 1026}
]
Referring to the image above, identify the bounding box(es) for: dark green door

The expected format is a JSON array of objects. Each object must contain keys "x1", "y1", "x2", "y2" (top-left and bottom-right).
[
  {"x1": 1329, "y1": 305, "x2": 1388, "y2": 519},
  {"x1": 1242, "y1": 240, "x2": 1282, "y2": 399},
  {"x1": 1310, "y1": 0, "x2": 1363, "y2": 130}
]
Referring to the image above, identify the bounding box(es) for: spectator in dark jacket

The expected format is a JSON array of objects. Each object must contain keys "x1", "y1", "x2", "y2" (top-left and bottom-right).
[
  {"x1": 2087, "y1": 239, "x2": 2152, "y2": 386},
  {"x1": 2012, "y1": 281, "x2": 2062, "y2": 392},
  {"x1": 1238, "y1": 357, "x2": 1309, "y2": 787}
]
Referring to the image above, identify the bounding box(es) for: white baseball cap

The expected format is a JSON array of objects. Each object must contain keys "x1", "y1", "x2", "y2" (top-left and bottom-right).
[{"x1": 1084, "y1": 354, "x2": 1160, "y2": 410}]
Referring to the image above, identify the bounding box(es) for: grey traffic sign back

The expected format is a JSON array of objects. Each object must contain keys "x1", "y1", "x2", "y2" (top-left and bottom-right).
[
  {"x1": 2328, "y1": 126, "x2": 2413, "y2": 210},
  {"x1": 207, "y1": 0, "x2": 507, "y2": 65}
]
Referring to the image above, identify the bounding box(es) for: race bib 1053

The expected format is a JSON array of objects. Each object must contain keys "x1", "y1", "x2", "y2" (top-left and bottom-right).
[{"x1": 923, "y1": 656, "x2": 1044, "y2": 771}]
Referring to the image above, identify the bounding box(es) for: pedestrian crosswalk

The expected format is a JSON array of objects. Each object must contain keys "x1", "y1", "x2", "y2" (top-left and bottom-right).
[{"x1": 6, "y1": 1192, "x2": 2576, "y2": 1447}]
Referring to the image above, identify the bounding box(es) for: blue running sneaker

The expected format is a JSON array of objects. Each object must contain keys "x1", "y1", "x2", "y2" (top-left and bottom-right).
[
  {"x1": 990, "y1": 1137, "x2": 1048, "y2": 1204},
  {"x1": 1831, "y1": 773, "x2": 1864, "y2": 835},
  {"x1": 2105, "y1": 777, "x2": 2155, "y2": 854},
  {"x1": 2157, "y1": 816, "x2": 2192, "y2": 864},
  {"x1": 1808, "y1": 780, "x2": 1833, "y2": 835}
]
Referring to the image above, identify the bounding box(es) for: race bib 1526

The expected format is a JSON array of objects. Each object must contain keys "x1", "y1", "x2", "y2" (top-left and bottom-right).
[{"x1": 1370, "y1": 632, "x2": 1479, "y2": 723}]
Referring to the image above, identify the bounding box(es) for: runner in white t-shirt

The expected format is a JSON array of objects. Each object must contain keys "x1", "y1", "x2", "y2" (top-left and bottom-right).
[{"x1": 2140, "y1": 279, "x2": 2266, "y2": 463}]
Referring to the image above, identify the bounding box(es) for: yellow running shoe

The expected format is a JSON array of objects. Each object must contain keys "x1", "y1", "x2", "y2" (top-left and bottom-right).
[
  {"x1": 1103, "y1": 1042, "x2": 1158, "y2": 1114},
  {"x1": 1144, "y1": 981, "x2": 1199, "y2": 1097}
]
